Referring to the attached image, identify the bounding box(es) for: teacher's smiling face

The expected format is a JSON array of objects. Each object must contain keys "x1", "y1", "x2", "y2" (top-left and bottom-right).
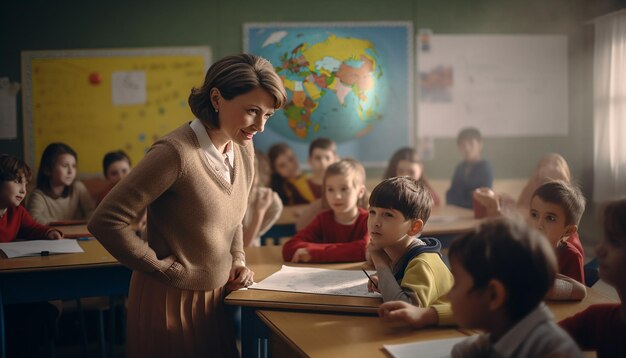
[{"x1": 210, "y1": 87, "x2": 276, "y2": 147}]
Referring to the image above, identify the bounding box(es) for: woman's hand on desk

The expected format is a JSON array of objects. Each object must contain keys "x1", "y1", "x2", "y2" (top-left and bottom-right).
[
  {"x1": 378, "y1": 301, "x2": 438, "y2": 329},
  {"x1": 225, "y1": 260, "x2": 254, "y2": 293}
]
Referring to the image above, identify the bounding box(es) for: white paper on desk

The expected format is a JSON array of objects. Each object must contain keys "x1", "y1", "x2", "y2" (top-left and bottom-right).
[
  {"x1": 250, "y1": 265, "x2": 381, "y2": 298},
  {"x1": 384, "y1": 336, "x2": 467, "y2": 358},
  {"x1": 0, "y1": 239, "x2": 84, "y2": 258}
]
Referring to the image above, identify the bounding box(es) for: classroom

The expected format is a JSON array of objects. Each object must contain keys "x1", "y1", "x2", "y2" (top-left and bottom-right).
[{"x1": 0, "y1": 0, "x2": 625, "y2": 357}]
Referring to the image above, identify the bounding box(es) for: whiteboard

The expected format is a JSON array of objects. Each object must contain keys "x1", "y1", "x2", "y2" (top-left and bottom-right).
[
  {"x1": 417, "y1": 35, "x2": 568, "y2": 138},
  {"x1": 21, "y1": 47, "x2": 211, "y2": 173}
]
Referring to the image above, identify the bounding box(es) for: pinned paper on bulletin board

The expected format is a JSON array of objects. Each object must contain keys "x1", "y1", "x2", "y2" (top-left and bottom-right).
[
  {"x1": 0, "y1": 77, "x2": 21, "y2": 140},
  {"x1": 21, "y1": 47, "x2": 211, "y2": 173}
]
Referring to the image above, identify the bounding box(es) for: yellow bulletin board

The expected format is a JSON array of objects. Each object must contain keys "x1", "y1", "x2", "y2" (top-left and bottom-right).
[{"x1": 21, "y1": 47, "x2": 211, "y2": 174}]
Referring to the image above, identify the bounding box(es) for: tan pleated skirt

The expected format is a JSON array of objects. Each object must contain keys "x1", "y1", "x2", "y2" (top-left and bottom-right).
[{"x1": 126, "y1": 270, "x2": 238, "y2": 358}]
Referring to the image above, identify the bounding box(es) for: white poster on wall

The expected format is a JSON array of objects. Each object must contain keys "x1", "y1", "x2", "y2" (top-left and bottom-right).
[{"x1": 417, "y1": 34, "x2": 568, "y2": 138}]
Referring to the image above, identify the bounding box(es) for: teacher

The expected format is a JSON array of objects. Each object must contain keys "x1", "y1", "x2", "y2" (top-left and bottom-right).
[{"x1": 88, "y1": 53, "x2": 287, "y2": 357}]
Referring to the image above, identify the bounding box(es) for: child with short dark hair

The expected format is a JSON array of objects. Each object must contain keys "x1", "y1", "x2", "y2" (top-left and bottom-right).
[
  {"x1": 307, "y1": 137, "x2": 339, "y2": 198},
  {"x1": 368, "y1": 176, "x2": 454, "y2": 327},
  {"x1": 26, "y1": 142, "x2": 95, "y2": 224},
  {"x1": 282, "y1": 158, "x2": 368, "y2": 262},
  {"x1": 268, "y1": 142, "x2": 315, "y2": 205},
  {"x1": 449, "y1": 217, "x2": 581, "y2": 357},
  {"x1": 97, "y1": 150, "x2": 131, "y2": 203},
  {"x1": 530, "y1": 180, "x2": 586, "y2": 284},
  {"x1": 0, "y1": 154, "x2": 62, "y2": 242},
  {"x1": 446, "y1": 127, "x2": 493, "y2": 209},
  {"x1": 559, "y1": 198, "x2": 626, "y2": 357}
]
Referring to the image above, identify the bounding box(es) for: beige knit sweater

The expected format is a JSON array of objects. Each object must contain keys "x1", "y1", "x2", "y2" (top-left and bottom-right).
[{"x1": 88, "y1": 124, "x2": 254, "y2": 291}]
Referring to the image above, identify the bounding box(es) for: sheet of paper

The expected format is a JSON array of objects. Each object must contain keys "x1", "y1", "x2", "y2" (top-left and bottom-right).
[
  {"x1": 0, "y1": 239, "x2": 84, "y2": 258},
  {"x1": 383, "y1": 336, "x2": 468, "y2": 358},
  {"x1": 250, "y1": 265, "x2": 381, "y2": 298},
  {"x1": 112, "y1": 71, "x2": 146, "y2": 105}
]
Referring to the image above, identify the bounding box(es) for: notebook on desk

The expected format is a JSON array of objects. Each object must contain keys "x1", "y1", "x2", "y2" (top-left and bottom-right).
[{"x1": 0, "y1": 239, "x2": 84, "y2": 258}]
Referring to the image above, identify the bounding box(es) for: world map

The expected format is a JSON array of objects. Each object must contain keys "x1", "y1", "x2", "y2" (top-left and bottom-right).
[{"x1": 254, "y1": 31, "x2": 387, "y2": 143}]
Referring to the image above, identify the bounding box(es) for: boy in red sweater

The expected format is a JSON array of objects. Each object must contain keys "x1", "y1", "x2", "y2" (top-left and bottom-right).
[
  {"x1": 560, "y1": 198, "x2": 626, "y2": 357},
  {"x1": 0, "y1": 154, "x2": 62, "y2": 242}
]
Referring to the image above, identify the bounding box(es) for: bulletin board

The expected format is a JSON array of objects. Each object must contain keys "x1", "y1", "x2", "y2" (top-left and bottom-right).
[
  {"x1": 417, "y1": 34, "x2": 568, "y2": 138},
  {"x1": 21, "y1": 47, "x2": 211, "y2": 174}
]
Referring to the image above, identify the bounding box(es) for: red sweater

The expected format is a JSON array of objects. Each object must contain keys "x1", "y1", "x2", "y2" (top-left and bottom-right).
[
  {"x1": 557, "y1": 232, "x2": 585, "y2": 284},
  {"x1": 559, "y1": 304, "x2": 626, "y2": 357},
  {"x1": 0, "y1": 205, "x2": 55, "y2": 243},
  {"x1": 282, "y1": 208, "x2": 369, "y2": 262}
]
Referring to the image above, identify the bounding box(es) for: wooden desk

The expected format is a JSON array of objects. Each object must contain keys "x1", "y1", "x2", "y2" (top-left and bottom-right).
[
  {"x1": 547, "y1": 287, "x2": 619, "y2": 321},
  {"x1": 229, "y1": 246, "x2": 383, "y2": 357},
  {"x1": 424, "y1": 205, "x2": 479, "y2": 236},
  {"x1": 257, "y1": 310, "x2": 466, "y2": 358},
  {"x1": 51, "y1": 224, "x2": 91, "y2": 238},
  {"x1": 0, "y1": 240, "x2": 131, "y2": 357},
  {"x1": 229, "y1": 246, "x2": 380, "y2": 314},
  {"x1": 256, "y1": 288, "x2": 618, "y2": 358}
]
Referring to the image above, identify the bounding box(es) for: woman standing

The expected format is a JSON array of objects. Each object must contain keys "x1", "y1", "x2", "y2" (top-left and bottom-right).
[{"x1": 88, "y1": 54, "x2": 286, "y2": 357}]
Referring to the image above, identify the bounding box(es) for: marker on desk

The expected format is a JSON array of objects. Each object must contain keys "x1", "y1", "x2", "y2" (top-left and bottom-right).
[
  {"x1": 40, "y1": 251, "x2": 50, "y2": 256},
  {"x1": 77, "y1": 237, "x2": 91, "y2": 241},
  {"x1": 361, "y1": 268, "x2": 377, "y2": 289}
]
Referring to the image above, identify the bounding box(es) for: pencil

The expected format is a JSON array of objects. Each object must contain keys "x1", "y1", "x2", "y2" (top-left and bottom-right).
[{"x1": 361, "y1": 268, "x2": 378, "y2": 289}]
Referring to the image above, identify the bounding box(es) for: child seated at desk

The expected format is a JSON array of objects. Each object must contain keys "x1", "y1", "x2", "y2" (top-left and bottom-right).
[
  {"x1": 446, "y1": 127, "x2": 493, "y2": 209},
  {"x1": 368, "y1": 176, "x2": 455, "y2": 327},
  {"x1": 243, "y1": 149, "x2": 283, "y2": 246},
  {"x1": 383, "y1": 147, "x2": 441, "y2": 206},
  {"x1": 307, "y1": 137, "x2": 339, "y2": 199},
  {"x1": 0, "y1": 154, "x2": 62, "y2": 242},
  {"x1": 269, "y1": 142, "x2": 316, "y2": 206},
  {"x1": 282, "y1": 158, "x2": 369, "y2": 262},
  {"x1": 96, "y1": 150, "x2": 132, "y2": 203},
  {"x1": 449, "y1": 217, "x2": 581, "y2": 357},
  {"x1": 97, "y1": 150, "x2": 147, "y2": 236},
  {"x1": 559, "y1": 198, "x2": 626, "y2": 357},
  {"x1": 26, "y1": 142, "x2": 95, "y2": 225},
  {"x1": 473, "y1": 180, "x2": 587, "y2": 300}
]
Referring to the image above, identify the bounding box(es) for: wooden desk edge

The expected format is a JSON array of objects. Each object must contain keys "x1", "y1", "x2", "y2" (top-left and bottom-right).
[
  {"x1": 226, "y1": 296, "x2": 379, "y2": 314},
  {"x1": 257, "y1": 311, "x2": 308, "y2": 357}
]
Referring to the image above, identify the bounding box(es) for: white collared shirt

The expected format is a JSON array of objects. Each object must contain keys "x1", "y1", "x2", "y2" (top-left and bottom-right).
[
  {"x1": 190, "y1": 119, "x2": 234, "y2": 184},
  {"x1": 452, "y1": 303, "x2": 582, "y2": 358}
]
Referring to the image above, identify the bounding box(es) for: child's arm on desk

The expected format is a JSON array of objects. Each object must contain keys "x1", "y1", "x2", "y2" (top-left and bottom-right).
[
  {"x1": 546, "y1": 274, "x2": 587, "y2": 301},
  {"x1": 378, "y1": 301, "x2": 439, "y2": 328}
]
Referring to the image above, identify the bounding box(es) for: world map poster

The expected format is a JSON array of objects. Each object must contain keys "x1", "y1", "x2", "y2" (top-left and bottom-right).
[{"x1": 244, "y1": 22, "x2": 413, "y2": 167}]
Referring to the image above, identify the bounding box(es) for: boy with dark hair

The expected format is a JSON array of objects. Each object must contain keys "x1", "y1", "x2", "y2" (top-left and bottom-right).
[
  {"x1": 0, "y1": 154, "x2": 62, "y2": 242},
  {"x1": 530, "y1": 180, "x2": 587, "y2": 300},
  {"x1": 307, "y1": 137, "x2": 338, "y2": 198},
  {"x1": 449, "y1": 217, "x2": 581, "y2": 357},
  {"x1": 368, "y1": 176, "x2": 454, "y2": 327},
  {"x1": 531, "y1": 180, "x2": 586, "y2": 282},
  {"x1": 446, "y1": 127, "x2": 493, "y2": 209}
]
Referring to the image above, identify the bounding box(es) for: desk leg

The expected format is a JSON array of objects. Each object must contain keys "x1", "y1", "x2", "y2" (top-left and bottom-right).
[
  {"x1": 241, "y1": 307, "x2": 269, "y2": 358},
  {"x1": 0, "y1": 291, "x2": 5, "y2": 358}
]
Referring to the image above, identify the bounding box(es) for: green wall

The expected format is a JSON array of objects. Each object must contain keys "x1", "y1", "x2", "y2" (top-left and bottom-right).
[{"x1": 0, "y1": 0, "x2": 616, "y2": 191}]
